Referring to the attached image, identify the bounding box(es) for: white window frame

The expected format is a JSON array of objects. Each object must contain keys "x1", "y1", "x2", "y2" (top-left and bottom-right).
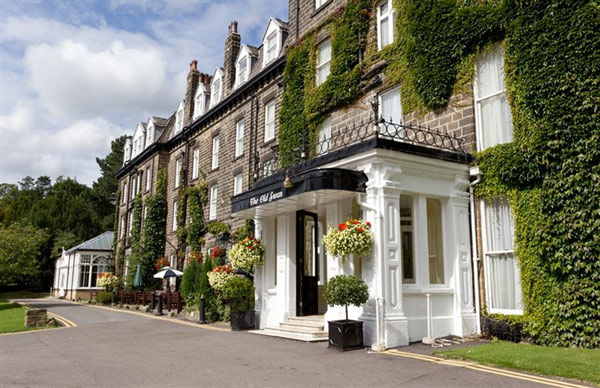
[
  {"x1": 146, "y1": 166, "x2": 152, "y2": 192},
  {"x1": 263, "y1": 158, "x2": 276, "y2": 177},
  {"x1": 233, "y1": 173, "x2": 243, "y2": 195},
  {"x1": 264, "y1": 31, "x2": 279, "y2": 66},
  {"x1": 316, "y1": 117, "x2": 332, "y2": 155},
  {"x1": 192, "y1": 149, "x2": 200, "y2": 180},
  {"x1": 120, "y1": 216, "x2": 126, "y2": 239},
  {"x1": 122, "y1": 183, "x2": 128, "y2": 204},
  {"x1": 78, "y1": 255, "x2": 110, "y2": 289},
  {"x1": 193, "y1": 90, "x2": 205, "y2": 120},
  {"x1": 174, "y1": 159, "x2": 182, "y2": 188},
  {"x1": 209, "y1": 185, "x2": 218, "y2": 220},
  {"x1": 378, "y1": 86, "x2": 403, "y2": 124},
  {"x1": 175, "y1": 103, "x2": 184, "y2": 134},
  {"x1": 236, "y1": 55, "x2": 249, "y2": 87},
  {"x1": 212, "y1": 135, "x2": 220, "y2": 170},
  {"x1": 128, "y1": 212, "x2": 133, "y2": 237},
  {"x1": 316, "y1": 39, "x2": 331, "y2": 86},
  {"x1": 481, "y1": 197, "x2": 523, "y2": 314},
  {"x1": 264, "y1": 100, "x2": 276, "y2": 142},
  {"x1": 235, "y1": 120, "x2": 244, "y2": 157},
  {"x1": 172, "y1": 201, "x2": 178, "y2": 232},
  {"x1": 377, "y1": 0, "x2": 396, "y2": 51},
  {"x1": 315, "y1": 0, "x2": 328, "y2": 8},
  {"x1": 210, "y1": 73, "x2": 222, "y2": 108},
  {"x1": 474, "y1": 45, "x2": 513, "y2": 151}
]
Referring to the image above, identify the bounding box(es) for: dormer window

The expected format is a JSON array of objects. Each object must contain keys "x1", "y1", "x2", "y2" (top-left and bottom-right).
[
  {"x1": 210, "y1": 68, "x2": 223, "y2": 108},
  {"x1": 262, "y1": 18, "x2": 284, "y2": 68},
  {"x1": 175, "y1": 101, "x2": 184, "y2": 134},
  {"x1": 265, "y1": 32, "x2": 278, "y2": 63},
  {"x1": 193, "y1": 82, "x2": 209, "y2": 121},
  {"x1": 146, "y1": 120, "x2": 154, "y2": 146},
  {"x1": 237, "y1": 56, "x2": 248, "y2": 85}
]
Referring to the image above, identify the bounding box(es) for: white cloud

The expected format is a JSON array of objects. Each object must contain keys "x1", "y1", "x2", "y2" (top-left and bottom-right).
[
  {"x1": 0, "y1": 2, "x2": 287, "y2": 186},
  {"x1": 25, "y1": 40, "x2": 167, "y2": 118},
  {"x1": 1, "y1": 108, "x2": 124, "y2": 185}
]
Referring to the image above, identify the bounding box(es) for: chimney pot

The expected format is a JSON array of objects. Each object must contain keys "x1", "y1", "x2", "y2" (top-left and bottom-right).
[
  {"x1": 229, "y1": 20, "x2": 238, "y2": 34},
  {"x1": 190, "y1": 60, "x2": 198, "y2": 71}
]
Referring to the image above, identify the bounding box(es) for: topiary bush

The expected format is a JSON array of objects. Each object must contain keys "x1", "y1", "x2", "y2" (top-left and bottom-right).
[{"x1": 324, "y1": 275, "x2": 369, "y2": 321}]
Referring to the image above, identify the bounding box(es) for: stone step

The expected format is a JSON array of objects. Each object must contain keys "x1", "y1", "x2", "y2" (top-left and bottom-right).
[
  {"x1": 281, "y1": 319, "x2": 324, "y2": 329},
  {"x1": 286, "y1": 315, "x2": 325, "y2": 323},
  {"x1": 250, "y1": 328, "x2": 328, "y2": 342},
  {"x1": 279, "y1": 322, "x2": 324, "y2": 332}
]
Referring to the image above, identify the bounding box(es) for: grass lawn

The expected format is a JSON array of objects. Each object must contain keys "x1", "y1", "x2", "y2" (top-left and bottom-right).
[
  {"x1": 0, "y1": 302, "x2": 42, "y2": 334},
  {"x1": 0, "y1": 290, "x2": 49, "y2": 302},
  {"x1": 438, "y1": 341, "x2": 600, "y2": 385}
]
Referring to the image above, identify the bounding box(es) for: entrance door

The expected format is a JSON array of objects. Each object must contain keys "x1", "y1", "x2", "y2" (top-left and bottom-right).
[{"x1": 296, "y1": 210, "x2": 319, "y2": 316}]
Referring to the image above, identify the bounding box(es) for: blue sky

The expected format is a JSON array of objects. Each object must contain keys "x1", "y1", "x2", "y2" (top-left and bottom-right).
[{"x1": 0, "y1": 0, "x2": 288, "y2": 186}]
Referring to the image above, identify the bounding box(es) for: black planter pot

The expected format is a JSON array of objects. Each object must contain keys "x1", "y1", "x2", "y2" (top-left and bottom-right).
[
  {"x1": 328, "y1": 320, "x2": 364, "y2": 351},
  {"x1": 230, "y1": 310, "x2": 255, "y2": 331}
]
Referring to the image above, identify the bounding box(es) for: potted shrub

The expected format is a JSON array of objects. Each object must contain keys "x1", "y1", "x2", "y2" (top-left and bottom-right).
[
  {"x1": 324, "y1": 275, "x2": 370, "y2": 351},
  {"x1": 221, "y1": 275, "x2": 255, "y2": 331},
  {"x1": 323, "y1": 219, "x2": 373, "y2": 263}
]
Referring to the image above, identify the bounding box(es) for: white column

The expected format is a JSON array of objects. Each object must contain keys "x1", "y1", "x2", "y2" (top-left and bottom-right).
[
  {"x1": 254, "y1": 217, "x2": 266, "y2": 327},
  {"x1": 276, "y1": 213, "x2": 296, "y2": 320},
  {"x1": 449, "y1": 177, "x2": 477, "y2": 335},
  {"x1": 360, "y1": 162, "x2": 408, "y2": 348}
]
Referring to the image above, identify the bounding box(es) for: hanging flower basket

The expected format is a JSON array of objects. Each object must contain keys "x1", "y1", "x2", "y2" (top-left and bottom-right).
[
  {"x1": 155, "y1": 257, "x2": 170, "y2": 271},
  {"x1": 229, "y1": 237, "x2": 265, "y2": 272},
  {"x1": 97, "y1": 272, "x2": 119, "y2": 291},
  {"x1": 323, "y1": 219, "x2": 373, "y2": 263},
  {"x1": 207, "y1": 264, "x2": 235, "y2": 292}
]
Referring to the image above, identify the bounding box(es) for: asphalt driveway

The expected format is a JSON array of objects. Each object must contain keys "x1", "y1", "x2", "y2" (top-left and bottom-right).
[{"x1": 0, "y1": 299, "x2": 586, "y2": 387}]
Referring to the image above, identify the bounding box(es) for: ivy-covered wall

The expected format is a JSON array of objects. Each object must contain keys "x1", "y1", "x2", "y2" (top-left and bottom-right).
[
  {"x1": 279, "y1": 0, "x2": 599, "y2": 347},
  {"x1": 279, "y1": 0, "x2": 372, "y2": 167}
]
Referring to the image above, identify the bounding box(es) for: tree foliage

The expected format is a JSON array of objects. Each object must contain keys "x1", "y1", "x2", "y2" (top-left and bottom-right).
[{"x1": 0, "y1": 224, "x2": 51, "y2": 288}]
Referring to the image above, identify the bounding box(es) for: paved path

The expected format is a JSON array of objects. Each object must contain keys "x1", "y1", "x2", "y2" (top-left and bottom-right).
[{"x1": 0, "y1": 299, "x2": 589, "y2": 388}]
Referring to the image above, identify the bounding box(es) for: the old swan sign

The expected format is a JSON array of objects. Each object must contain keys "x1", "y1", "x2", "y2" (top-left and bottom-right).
[{"x1": 249, "y1": 190, "x2": 284, "y2": 207}]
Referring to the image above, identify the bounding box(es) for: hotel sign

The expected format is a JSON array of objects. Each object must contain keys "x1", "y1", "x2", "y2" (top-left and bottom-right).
[{"x1": 249, "y1": 190, "x2": 284, "y2": 207}]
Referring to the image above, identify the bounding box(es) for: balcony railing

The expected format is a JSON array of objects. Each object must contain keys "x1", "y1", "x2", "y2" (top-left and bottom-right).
[{"x1": 252, "y1": 117, "x2": 469, "y2": 185}]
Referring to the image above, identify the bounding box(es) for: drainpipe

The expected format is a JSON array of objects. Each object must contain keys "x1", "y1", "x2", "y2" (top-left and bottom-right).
[
  {"x1": 469, "y1": 166, "x2": 482, "y2": 334},
  {"x1": 357, "y1": 193, "x2": 385, "y2": 352}
]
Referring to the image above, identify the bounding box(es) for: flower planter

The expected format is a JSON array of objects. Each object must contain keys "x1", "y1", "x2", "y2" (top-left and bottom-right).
[
  {"x1": 328, "y1": 320, "x2": 364, "y2": 351},
  {"x1": 231, "y1": 310, "x2": 255, "y2": 331}
]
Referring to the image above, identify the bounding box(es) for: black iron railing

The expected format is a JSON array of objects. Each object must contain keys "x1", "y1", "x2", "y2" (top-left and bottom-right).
[{"x1": 253, "y1": 117, "x2": 468, "y2": 184}]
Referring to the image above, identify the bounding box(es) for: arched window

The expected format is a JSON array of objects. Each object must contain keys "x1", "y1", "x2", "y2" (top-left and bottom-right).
[{"x1": 79, "y1": 254, "x2": 111, "y2": 288}]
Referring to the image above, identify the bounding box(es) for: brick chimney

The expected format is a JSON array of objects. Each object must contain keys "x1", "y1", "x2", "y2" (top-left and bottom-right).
[
  {"x1": 184, "y1": 60, "x2": 200, "y2": 125},
  {"x1": 223, "y1": 21, "x2": 241, "y2": 97}
]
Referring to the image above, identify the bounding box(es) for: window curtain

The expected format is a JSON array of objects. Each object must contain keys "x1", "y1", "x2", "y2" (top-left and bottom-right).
[
  {"x1": 476, "y1": 47, "x2": 513, "y2": 150},
  {"x1": 483, "y1": 197, "x2": 523, "y2": 311}
]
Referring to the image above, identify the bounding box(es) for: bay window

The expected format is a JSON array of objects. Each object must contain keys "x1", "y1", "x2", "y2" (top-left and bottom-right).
[{"x1": 427, "y1": 198, "x2": 444, "y2": 284}]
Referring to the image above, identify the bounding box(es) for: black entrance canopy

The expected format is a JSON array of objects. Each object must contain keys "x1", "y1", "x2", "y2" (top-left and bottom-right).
[{"x1": 231, "y1": 168, "x2": 368, "y2": 218}]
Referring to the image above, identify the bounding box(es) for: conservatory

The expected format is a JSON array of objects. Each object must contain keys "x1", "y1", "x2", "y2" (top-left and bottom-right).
[{"x1": 53, "y1": 231, "x2": 113, "y2": 301}]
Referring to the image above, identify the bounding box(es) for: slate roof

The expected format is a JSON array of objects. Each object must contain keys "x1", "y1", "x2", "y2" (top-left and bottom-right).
[{"x1": 65, "y1": 231, "x2": 113, "y2": 254}]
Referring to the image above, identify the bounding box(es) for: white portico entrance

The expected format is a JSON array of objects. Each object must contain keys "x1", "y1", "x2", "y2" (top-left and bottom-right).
[{"x1": 231, "y1": 149, "x2": 477, "y2": 348}]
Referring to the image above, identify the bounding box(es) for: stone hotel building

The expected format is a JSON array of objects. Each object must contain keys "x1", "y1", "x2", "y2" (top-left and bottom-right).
[{"x1": 116, "y1": 0, "x2": 521, "y2": 348}]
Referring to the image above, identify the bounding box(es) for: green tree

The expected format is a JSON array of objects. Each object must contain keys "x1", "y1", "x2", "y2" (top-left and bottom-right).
[{"x1": 0, "y1": 224, "x2": 51, "y2": 288}]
